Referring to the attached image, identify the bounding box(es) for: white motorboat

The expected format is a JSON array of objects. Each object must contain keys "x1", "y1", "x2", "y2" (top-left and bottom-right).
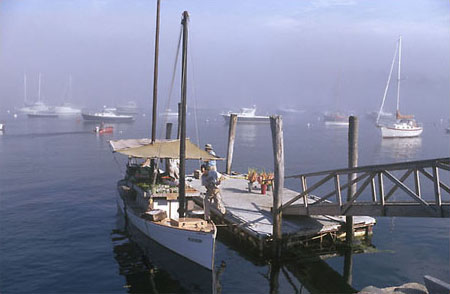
[
  {"x1": 323, "y1": 112, "x2": 349, "y2": 126},
  {"x1": 81, "y1": 110, "x2": 134, "y2": 122},
  {"x1": 110, "y1": 11, "x2": 219, "y2": 270},
  {"x1": 0, "y1": 123, "x2": 4, "y2": 131},
  {"x1": 376, "y1": 36, "x2": 423, "y2": 138},
  {"x1": 116, "y1": 101, "x2": 138, "y2": 115},
  {"x1": 222, "y1": 106, "x2": 269, "y2": 123}
]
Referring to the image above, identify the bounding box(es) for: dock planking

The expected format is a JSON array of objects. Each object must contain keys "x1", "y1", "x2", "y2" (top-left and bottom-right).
[{"x1": 189, "y1": 175, "x2": 375, "y2": 254}]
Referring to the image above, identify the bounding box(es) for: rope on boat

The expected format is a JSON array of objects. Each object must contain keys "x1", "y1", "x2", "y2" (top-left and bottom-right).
[
  {"x1": 187, "y1": 24, "x2": 202, "y2": 166},
  {"x1": 158, "y1": 24, "x2": 183, "y2": 143}
]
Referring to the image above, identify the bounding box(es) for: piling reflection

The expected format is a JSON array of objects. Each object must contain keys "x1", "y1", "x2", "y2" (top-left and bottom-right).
[{"x1": 112, "y1": 211, "x2": 217, "y2": 293}]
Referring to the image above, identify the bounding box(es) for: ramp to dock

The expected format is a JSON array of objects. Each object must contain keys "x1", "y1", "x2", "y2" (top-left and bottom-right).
[{"x1": 189, "y1": 175, "x2": 375, "y2": 249}]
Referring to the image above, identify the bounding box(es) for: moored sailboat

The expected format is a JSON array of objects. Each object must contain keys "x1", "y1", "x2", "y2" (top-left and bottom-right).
[
  {"x1": 111, "y1": 10, "x2": 219, "y2": 270},
  {"x1": 377, "y1": 36, "x2": 423, "y2": 138}
]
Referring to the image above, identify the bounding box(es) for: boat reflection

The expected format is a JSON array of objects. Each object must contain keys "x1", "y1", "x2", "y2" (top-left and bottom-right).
[
  {"x1": 112, "y1": 210, "x2": 220, "y2": 294},
  {"x1": 236, "y1": 124, "x2": 258, "y2": 146},
  {"x1": 379, "y1": 137, "x2": 422, "y2": 160}
]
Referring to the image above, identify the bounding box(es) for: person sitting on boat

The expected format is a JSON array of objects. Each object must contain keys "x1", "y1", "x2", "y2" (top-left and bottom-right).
[
  {"x1": 204, "y1": 144, "x2": 217, "y2": 171},
  {"x1": 141, "y1": 158, "x2": 151, "y2": 167},
  {"x1": 201, "y1": 164, "x2": 226, "y2": 220}
]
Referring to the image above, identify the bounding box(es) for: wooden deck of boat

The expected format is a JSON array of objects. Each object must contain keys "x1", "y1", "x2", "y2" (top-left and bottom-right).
[{"x1": 189, "y1": 175, "x2": 375, "y2": 253}]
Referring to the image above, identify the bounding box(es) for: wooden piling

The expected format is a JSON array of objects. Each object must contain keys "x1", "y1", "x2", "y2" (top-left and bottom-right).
[
  {"x1": 345, "y1": 116, "x2": 358, "y2": 284},
  {"x1": 225, "y1": 114, "x2": 238, "y2": 174},
  {"x1": 346, "y1": 116, "x2": 358, "y2": 244},
  {"x1": 270, "y1": 115, "x2": 284, "y2": 258}
]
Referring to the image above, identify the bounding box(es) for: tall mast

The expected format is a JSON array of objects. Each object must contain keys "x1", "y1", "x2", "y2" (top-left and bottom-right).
[
  {"x1": 376, "y1": 39, "x2": 399, "y2": 125},
  {"x1": 396, "y1": 36, "x2": 402, "y2": 113},
  {"x1": 178, "y1": 11, "x2": 189, "y2": 218},
  {"x1": 69, "y1": 75, "x2": 73, "y2": 102},
  {"x1": 151, "y1": 0, "x2": 161, "y2": 142},
  {"x1": 38, "y1": 73, "x2": 42, "y2": 102},
  {"x1": 23, "y1": 73, "x2": 27, "y2": 104}
]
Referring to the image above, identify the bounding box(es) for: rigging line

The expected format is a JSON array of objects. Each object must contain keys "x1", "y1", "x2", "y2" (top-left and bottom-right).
[
  {"x1": 187, "y1": 25, "x2": 202, "y2": 165},
  {"x1": 158, "y1": 25, "x2": 183, "y2": 140},
  {"x1": 156, "y1": 24, "x2": 183, "y2": 158}
]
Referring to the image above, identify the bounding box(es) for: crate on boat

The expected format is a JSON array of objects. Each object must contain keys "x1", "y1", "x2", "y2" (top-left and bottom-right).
[
  {"x1": 142, "y1": 209, "x2": 167, "y2": 222},
  {"x1": 170, "y1": 217, "x2": 207, "y2": 229}
]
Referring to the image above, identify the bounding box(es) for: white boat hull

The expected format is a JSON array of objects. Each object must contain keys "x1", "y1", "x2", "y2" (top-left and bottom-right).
[
  {"x1": 82, "y1": 112, "x2": 134, "y2": 122},
  {"x1": 325, "y1": 121, "x2": 349, "y2": 126},
  {"x1": 381, "y1": 126, "x2": 423, "y2": 138},
  {"x1": 222, "y1": 114, "x2": 269, "y2": 124},
  {"x1": 116, "y1": 194, "x2": 216, "y2": 270}
]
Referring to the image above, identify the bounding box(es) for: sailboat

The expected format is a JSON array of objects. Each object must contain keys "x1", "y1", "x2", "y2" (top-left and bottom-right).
[
  {"x1": 323, "y1": 71, "x2": 349, "y2": 126},
  {"x1": 110, "y1": 10, "x2": 219, "y2": 270},
  {"x1": 377, "y1": 36, "x2": 423, "y2": 138},
  {"x1": 18, "y1": 73, "x2": 52, "y2": 114},
  {"x1": 54, "y1": 76, "x2": 81, "y2": 115}
]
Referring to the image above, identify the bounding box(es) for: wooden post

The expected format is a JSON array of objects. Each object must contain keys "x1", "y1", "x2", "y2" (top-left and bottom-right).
[
  {"x1": 225, "y1": 114, "x2": 238, "y2": 174},
  {"x1": 346, "y1": 116, "x2": 358, "y2": 245},
  {"x1": 165, "y1": 123, "x2": 172, "y2": 171},
  {"x1": 270, "y1": 115, "x2": 284, "y2": 258},
  {"x1": 344, "y1": 116, "x2": 358, "y2": 286}
]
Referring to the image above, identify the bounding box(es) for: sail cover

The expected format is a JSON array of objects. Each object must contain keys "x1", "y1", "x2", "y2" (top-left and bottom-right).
[{"x1": 109, "y1": 138, "x2": 223, "y2": 160}]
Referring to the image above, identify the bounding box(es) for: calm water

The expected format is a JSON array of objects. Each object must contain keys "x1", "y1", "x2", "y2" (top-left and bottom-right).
[{"x1": 0, "y1": 110, "x2": 448, "y2": 293}]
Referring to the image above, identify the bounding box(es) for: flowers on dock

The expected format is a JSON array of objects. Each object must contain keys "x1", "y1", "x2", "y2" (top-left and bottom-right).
[
  {"x1": 247, "y1": 169, "x2": 275, "y2": 194},
  {"x1": 257, "y1": 171, "x2": 274, "y2": 186},
  {"x1": 247, "y1": 168, "x2": 258, "y2": 183}
]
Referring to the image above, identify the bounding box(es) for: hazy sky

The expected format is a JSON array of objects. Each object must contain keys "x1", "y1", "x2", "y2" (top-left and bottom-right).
[{"x1": 0, "y1": 0, "x2": 448, "y2": 118}]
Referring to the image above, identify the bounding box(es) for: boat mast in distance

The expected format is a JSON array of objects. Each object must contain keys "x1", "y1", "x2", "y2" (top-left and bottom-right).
[{"x1": 178, "y1": 11, "x2": 189, "y2": 218}]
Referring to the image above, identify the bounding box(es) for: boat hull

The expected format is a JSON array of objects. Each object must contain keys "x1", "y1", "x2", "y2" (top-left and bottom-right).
[
  {"x1": 82, "y1": 113, "x2": 134, "y2": 122},
  {"x1": 324, "y1": 120, "x2": 349, "y2": 126},
  {"x1": 222, "y1": 114, "x2": 269, "y2": 124},
  {"x1": 381, "y1": 126, "x2": 423, "y2": 138},
  {"x1": 27, "y1": 112, "x2": 58, "y2": 118},
  {"x1": 116, "y1": 193, "x2": 216, "y2": 270}
]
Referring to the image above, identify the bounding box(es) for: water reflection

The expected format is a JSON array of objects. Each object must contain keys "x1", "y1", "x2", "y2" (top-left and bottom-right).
[
  {"x1": 235, "y1": 124, "x2": 259, "y2": 146},
  {"x1": 112, "y1": 210, "x2": 217, "y2": 293},
  {"x1": 379, "y1": 137, "x2": 422, "y2": 160}
]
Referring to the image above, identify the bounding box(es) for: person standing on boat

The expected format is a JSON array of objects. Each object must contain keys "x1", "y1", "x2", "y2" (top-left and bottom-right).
[
  {"x1": 201, "y1": 164, "x2": 226, "y2": 220},
  {"x1": 204, "y1": 144, "x2": 217, "y2": 171}
]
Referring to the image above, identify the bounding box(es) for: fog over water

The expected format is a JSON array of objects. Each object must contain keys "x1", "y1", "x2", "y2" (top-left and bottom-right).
[{"x1": 0, "y1": 0, "x2": 449, "y2": 120}]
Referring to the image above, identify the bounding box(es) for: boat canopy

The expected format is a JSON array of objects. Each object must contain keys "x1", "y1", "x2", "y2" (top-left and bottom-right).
[{"x1": 110, "y1": 138, "x2": 223, "y2": 160}]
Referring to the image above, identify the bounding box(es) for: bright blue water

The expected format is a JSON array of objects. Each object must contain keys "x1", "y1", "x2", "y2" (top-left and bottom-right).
[{"x1": 0, "y1": 111, "x2": 448, "y2": 293}]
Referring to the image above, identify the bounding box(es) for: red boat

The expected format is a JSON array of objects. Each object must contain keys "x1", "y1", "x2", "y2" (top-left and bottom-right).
[{"x1": 94, "y1": 126, "x2": 114, "y2": 134}]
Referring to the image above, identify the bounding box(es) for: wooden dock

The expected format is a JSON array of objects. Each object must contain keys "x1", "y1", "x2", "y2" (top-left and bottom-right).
[{"x1": 189, "y1": 175, "x2": 375, "y2": 256}]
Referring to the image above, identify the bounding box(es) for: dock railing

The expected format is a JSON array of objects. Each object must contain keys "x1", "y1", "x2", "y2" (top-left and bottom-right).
[{"x1": 281, "y1": 157, "x2": 450, "y2": 218}]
